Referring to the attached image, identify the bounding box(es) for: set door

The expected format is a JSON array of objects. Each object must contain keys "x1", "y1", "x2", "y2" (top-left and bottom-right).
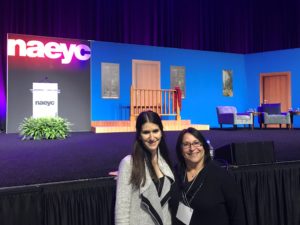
[
  {"x1": 132, "y1": 60, "x2": 161, "y2": 108},
  {"x1": 260, "y1": 72, "x2": 291, "y2": 111}
]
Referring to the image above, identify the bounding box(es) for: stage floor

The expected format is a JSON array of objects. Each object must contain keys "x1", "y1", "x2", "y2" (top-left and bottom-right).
[{"x1": 1, "y1": 129, "x2": 300, "y2": 188}]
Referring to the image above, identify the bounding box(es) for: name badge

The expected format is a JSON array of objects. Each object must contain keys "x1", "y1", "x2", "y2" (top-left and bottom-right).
[{"x1": 176, "y1": 201, "x2": 193, "y2": 225}]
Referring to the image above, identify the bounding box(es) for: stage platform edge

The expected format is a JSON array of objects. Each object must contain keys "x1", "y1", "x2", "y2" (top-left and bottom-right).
[{"x1": 91, "y1": 120, "x2": 210, "y2": 133}]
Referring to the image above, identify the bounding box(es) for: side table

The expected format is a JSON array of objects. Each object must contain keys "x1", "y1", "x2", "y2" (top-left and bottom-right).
[
  {"x1": 289, "y1": 111, "x2": 300, "y2": 129},
  {"x1": 250, "y1": 111, "x2": 262, "y2": 129}
]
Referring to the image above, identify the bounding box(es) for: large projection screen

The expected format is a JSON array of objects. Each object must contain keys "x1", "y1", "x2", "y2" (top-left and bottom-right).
[{"x1": 7, "y1": 34, "x2": 91, "y2": 133}]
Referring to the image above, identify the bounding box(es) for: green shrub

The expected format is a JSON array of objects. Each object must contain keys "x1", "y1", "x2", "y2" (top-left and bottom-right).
[{"x1": 18, "y1": 117, "x2": 71, "y2": 140}]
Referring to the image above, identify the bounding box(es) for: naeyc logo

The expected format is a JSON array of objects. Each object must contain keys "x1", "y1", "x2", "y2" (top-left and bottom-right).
[
  {"x1": 35, "y1": 101, "x2": 55, "y2": 106},
  {"x1": 8, "y1": 38, "x2": 91, "y2": 64}
]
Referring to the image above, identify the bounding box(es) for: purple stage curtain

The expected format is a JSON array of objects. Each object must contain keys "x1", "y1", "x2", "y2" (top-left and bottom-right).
[{"x1": 1, "y1": 0, "x2": 300, "y2": 130}]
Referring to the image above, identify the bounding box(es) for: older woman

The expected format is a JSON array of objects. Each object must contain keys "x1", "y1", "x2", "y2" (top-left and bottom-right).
[
  {"x1": 171, "y1": 127, "x2": 245, "y2": 225},
  {"x1": 115, "y1": 111, "x2": 174, "y2": 225}
]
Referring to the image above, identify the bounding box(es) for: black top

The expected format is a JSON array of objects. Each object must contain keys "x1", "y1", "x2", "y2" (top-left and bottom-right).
[
  {"x1": 153, "y1": 176, "x2": 165, "y2": 197},
  {"x1": 170, "y1": 161, "x2": 246, "y2": 225}
]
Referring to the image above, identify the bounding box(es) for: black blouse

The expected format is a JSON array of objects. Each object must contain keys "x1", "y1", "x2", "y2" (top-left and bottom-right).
[
  {"x1": 170, "y1": 161, "x2": 246, "y2": 225},
  {"x1": 153, "y1": 176, "x2": 165, "y2": 197}
]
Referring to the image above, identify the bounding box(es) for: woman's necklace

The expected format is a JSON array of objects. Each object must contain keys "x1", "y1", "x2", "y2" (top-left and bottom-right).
[
  {"x1": 186, "y1": 165, "x2": 203, "y2": 181},
  {"x1": 189, "y1": 170, "x2": 198, "y2": 178},
  {"x1": 183, "y1": 165, "x2": 206, "y2": 206}
]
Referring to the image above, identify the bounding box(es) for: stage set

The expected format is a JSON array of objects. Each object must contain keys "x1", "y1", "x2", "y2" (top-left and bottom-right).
[{"x1": 2, "y1": 30, "x2": 300, "y2": 225}]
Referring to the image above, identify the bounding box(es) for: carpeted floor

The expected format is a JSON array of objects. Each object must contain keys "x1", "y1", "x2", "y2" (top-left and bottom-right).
[{"x1": 0, "y1": 129, "x2": 299, "y2": 188}]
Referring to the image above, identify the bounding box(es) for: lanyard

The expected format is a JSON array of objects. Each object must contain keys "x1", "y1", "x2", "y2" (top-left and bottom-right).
[{"x1": 182, "y1": 169, "x2": 206, "y2": 207}]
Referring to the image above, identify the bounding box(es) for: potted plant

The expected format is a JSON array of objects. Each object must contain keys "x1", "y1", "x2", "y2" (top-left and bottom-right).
[{"x1": 18, "y1": 117, "x2": 71, "y2": 140}]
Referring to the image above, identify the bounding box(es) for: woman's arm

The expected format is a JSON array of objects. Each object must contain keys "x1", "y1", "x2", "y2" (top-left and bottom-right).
[{"x1": 115, "y1": 156, "x2": 133, "y2": 225}]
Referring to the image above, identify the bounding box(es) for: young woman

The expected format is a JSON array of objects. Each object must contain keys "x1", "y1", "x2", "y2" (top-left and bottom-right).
[
  {"x1": 115, "y1": 111, "x2": 174, "y2": 225},
  {"x1": 171, "y1": 127, "x2": 245, "y2": 225}
]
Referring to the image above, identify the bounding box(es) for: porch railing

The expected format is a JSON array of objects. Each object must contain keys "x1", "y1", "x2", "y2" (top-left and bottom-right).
[{"x1": 130, "y1": 86, "x2": 181, "y2": 121}]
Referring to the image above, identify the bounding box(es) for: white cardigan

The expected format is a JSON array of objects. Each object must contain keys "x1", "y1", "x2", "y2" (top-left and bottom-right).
[{"x1": 115, "y1": 152, "x2": 174, "y2": 225}]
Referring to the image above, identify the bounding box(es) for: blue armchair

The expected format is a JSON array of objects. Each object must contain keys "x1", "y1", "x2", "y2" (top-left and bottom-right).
[
  {"x1": 216, "y1": 106, "x2": 253, "y2": 129},
  {"x1": 258, "y1": 103, "x2": 290, "y2": 128}
]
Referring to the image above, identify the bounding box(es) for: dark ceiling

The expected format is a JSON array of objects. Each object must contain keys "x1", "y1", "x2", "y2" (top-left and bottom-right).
[{"x1": 1, "y1": 0, "x2": 300, "y2": 54}]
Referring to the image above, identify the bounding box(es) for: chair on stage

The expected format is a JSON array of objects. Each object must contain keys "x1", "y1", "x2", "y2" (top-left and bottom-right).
[
  {"x1": 258, "y1": 103, "x2": 291, "y2": 128},
  {"x1": 216, "y1": 106, "x2": 253, "y2": 129}
]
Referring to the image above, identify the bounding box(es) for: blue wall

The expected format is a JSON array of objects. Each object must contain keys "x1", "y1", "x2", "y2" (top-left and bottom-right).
[
  {"x1": 91, "y1": 41, "x2": 248, "y2": 128},
  {"x1": 91, "y1": 41, "x2": 300, "y2": 128},
  {"x1": 245, "y1": 49, "x2": 300, "y2": 127}
]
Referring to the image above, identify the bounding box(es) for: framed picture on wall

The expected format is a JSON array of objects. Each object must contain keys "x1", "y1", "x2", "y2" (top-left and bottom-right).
[
  {"x1": 170, "y1": 66, "x2": 186, "y2": 98},
  {"x1": 101, "y1": 62, "x2": 120, "y2": 99},
  {"x1": 222, "y1": 69, "x2": 233, "y2": 97}
]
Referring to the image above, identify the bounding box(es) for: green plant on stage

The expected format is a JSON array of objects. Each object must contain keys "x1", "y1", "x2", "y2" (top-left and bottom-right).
[{"x1": 18, "y1": 117, "x2": 72, "y2": 140}]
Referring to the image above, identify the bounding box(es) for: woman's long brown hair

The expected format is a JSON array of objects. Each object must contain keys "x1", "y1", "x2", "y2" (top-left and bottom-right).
[{"x1": 130, "y1": 111, "x2": 172, "y2": 189}]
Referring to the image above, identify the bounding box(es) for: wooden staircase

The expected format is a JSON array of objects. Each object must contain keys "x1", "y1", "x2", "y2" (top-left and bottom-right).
[{"x1": 91, "y1": 120, "x2": 209, "y2": 133}]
